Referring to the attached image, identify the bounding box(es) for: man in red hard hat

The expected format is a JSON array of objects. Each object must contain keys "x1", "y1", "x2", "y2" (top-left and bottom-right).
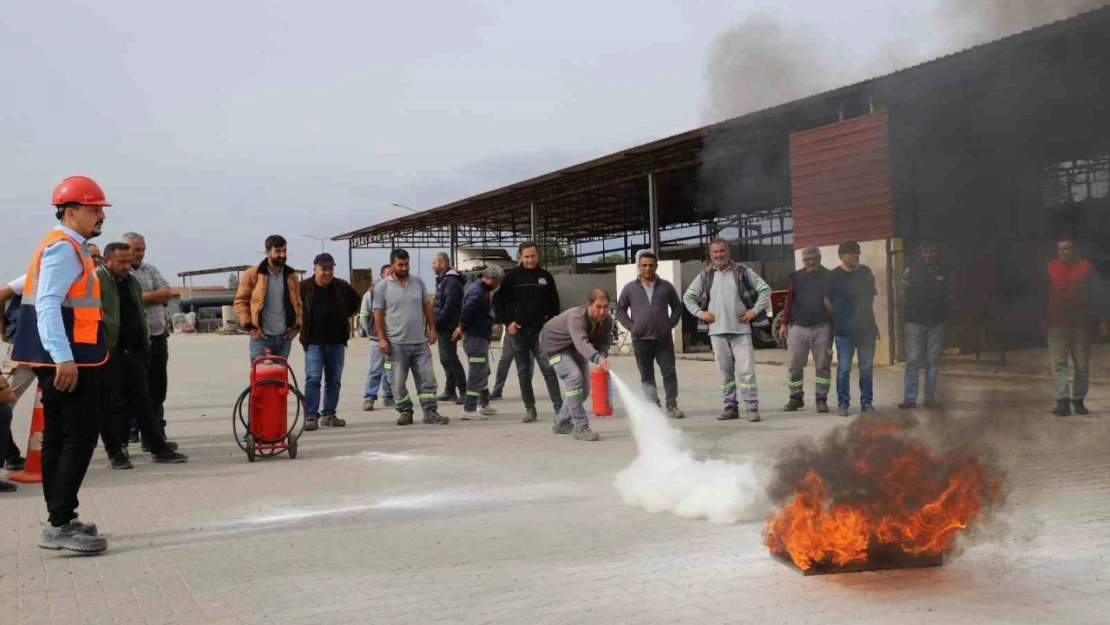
[{"x1": 10, "y1": 175, "x2": 112, "y2": 554}]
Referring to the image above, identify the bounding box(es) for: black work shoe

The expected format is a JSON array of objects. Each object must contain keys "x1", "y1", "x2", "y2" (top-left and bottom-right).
[
  {"x1": 489, "y1": 390, "x2": 503, "y2": 401},
  {"x1": 717, "y1": 406, "x2": 740, "y2": 421},
  {"x1": 860, "y1": 405, "x2": 876, "y2": 414},
  {"x1": 109, "y1": 455, "x2": 134, "y2": 470},
  {"x1": 1072, "y1": 400, "x2": 1089, "y2": 416},
  {"x1": 141, "y1": 440, "x2": 178, "y2": 453},
  {"x1": 423, "y1": 412, "x2": 449, "y2": 425},
  {"x1": 304, "y1": 416, "x2": 320, "y2": 431},
  {"x1": 522, "y1": 408, "x2": 538, "y2": 423},
  {"x1": 816, "y1": 400, "x2": 829, "y2": 414},
  {"x1": 898, "y1": 401, "x2": 917, "y2": 410},
  {"x1": 437, "y1": 392, "x2": 458, "y2": 402},
  {"x1": 0, "y1": 480, "x2": 17, "y2": 493},
  {"x1": 552, "y1": 420, "x2": 573, "y2": 435},
  {"x1": 783, "y1": 398, "x2": 804, "y2": 412},
  {"x1": 838, "y1": 405, "x2": 850, "y2": 417},
  {"x1": 128, "y1": 432, "x2": 140, "y2": 444},
  {"x1": 4, "y1": 456, "x2": 26, "y2": 472},
  {"x1": 1053, "y1": 399, "x2": 1072, "y2": 417},
  {"x1": 396, "y1": 412, "x2": 414, "y2": 426},
  {"x1": 455, "y1": 393, "x2": 466, "y2": 405},
  {"x1": 151, "y1": 450, "x2": 188, "y2": 463}
]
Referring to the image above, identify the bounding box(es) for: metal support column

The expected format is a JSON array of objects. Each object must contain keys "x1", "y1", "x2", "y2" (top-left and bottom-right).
[
  {"x1": 449, "y1": 223, "x2": 459, "y2": 266},
  {"x1": 529, "y1": 203, "x2": 539, "y2": 243},
  {"x1": 347, "y1": 241, "x2": 354, "y2": 282},
  {"x1": 647, "y1": 173, "x2": 661, "y2": 256}
]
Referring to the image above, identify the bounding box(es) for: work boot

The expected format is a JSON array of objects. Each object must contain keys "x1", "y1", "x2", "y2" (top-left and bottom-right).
[
  {"x1": 746, "y1": 409, "x2": 761, "y2": 423},
  {"x1": 362, "y1": 399, "x2": 375, "y2": 412},
  {"x1": 552, "y1": 420, "x2": 573, "y2": 435},
  {"x1": 717, "y1": 406, "x2": 740, "y2": 421},
  {"x1": 1053, "y1": 399, "x2": 1072, "y2": 416},
  {"x1": 0, "y1": 480, "x2": 16, "y2": 493},
  {"x1": 479, "y1": 405, "x2": 497, "y2": 416},
  {"x1": 437, "y1": 392, "x2": 458, "y2": 402},
  {"x1": 108, "y1": 455, "x2": 134, "y2": 470},
  {"x1": 1072, "y1": 400, "x2": 1089, "y2": 416},
  {"x1": 522, "y1": 407, "x2": 538, "y2": 423},
  {"x1": 423, "y1": 411, "x2": 450, "y2": 425},
  {"x1": 396, "y1": 412, "x2": 414, "y2": 426},
  {"x1": 141, "y1": 440, "x2": 178, "y2": 453},
  {"x1": 38, "y1": 521, "x2": 108, "y2": 554},
  {"x1": 384, "y1": 397, "x2": 396, "y2": 408},
  {"x1": 151, "y1": 450, "x2": 188, "y2": 463},
  {"x1": 305, "y1": 415, "x2": 320, "y2": 431},
  {"x1": 898, "y1": 401, "x2": 916, "y2": 410},
  {"x1": 838, "y1": 405, "x2": 850, "y2": 417},
  {"x1": 460, "y1": 409, "x2": 488, "y2": 421},
  {"x1": 70, "y1": 518, "x2": 99, "y2": 536},
  {"x1": 816, "y1": 399, "x2": 829, "y2": 414},
  {"x1": 455, "y1": 392, "x2": 466, "y2": 405},
  {"x1": 489, "y1": 390, "x2": 503, "y2": 401},
  {"x1": 665, "y1": 401, "x2": 685, "y2": 420},
  {"x1": 320, "y1": 413, "x2": 347, "y2": 427},
  {"x1": 4, "y1": 455, "x2": 25, "y2": 472},
  {"x1": 861, "y1": 405, "x2": 876, "y2": 414},
  {"x1": 783, "y1": 397, "x2": 804, "y2": 412},
  {"x1": 572, "y1": 425, "x2": 600, "y2": 441}
]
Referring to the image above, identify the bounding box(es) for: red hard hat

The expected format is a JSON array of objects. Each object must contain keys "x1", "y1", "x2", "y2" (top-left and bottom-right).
[{"x1": 51, "y1": 175, "x2": 111, "y2": 207}]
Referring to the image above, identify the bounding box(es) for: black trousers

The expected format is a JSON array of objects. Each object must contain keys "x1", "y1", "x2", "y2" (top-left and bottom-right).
[
  {"x1": 34, "y1": 366, "x2": 101, "y2": 527},
  {"x1": 0, "y1": 403, "x2": 12, "y2": 468},
  {"x1": 148, "y1": 333, "x2": 169, "y2": 432},
  {"x1": 101, "y1": 350, "x2": 168, "y2": 457},
  {"x1": 436, "y1": 332, "x2": 467, "y2": 395},
  {"x1": 510, "y1": 330, "x2": 562, "y2": 412}
]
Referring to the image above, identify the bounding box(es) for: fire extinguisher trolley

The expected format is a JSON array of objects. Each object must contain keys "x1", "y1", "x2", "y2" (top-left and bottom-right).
[{"x1": 233, "y1": 352, "x2": 307, "y2": 462}]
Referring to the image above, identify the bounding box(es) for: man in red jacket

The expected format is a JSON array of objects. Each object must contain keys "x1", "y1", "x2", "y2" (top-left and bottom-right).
[{"x1": 1045, "y1": 236, "x2": 1108, "y2": 416}]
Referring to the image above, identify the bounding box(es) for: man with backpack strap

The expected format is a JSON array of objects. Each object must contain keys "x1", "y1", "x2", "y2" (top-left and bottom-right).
[{"x1": 683, "y1": 239, "x2": 771, "y2": 422}]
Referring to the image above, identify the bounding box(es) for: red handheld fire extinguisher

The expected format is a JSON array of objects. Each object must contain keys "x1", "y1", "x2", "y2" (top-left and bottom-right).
[{"x1": 591, "y1": 367, "x2": 613, "y2": 417}]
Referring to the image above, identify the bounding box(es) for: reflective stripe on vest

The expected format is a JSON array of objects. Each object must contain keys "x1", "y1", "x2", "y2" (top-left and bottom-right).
[{"x1": 9, "y1": 230, "x2": 108, "y2": 367}]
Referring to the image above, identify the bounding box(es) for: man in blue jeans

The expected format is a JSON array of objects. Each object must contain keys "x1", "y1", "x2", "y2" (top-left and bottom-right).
[
  {"x1": 361, "y1": 264, "x2": 394, "y2": 411},
  {"x1": 899, "y1": 242, "x2": 955, "y2": 410},
  {"x1": 824, "y1": 241, "x2": 879, "y2": 417},
  {"x1": 234, "y1": 235, "x2": 303, "y2": 361},
  {"x1": 299, "y1": 253, "x2": 360, "y2": 431}
]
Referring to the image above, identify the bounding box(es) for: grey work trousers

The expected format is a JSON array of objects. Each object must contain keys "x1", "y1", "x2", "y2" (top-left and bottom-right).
[
  {"x1": 711, "y1": 333, "x2": 758, "y2": 410},
  {"x1": 549, "y1": 350, "x2": 591, "y2": 427},
  {"x1": 492, "y1": 334, "x2": 514, "y2": 394},
  {"x1": 462, "y1": 335, "x2": 491, "y2": 411},
  {"x1": 785, "y1": 324, "x2": 832, "y2": 400},
  {"x1": 1048, "y1": 326, "x2": 1091, "y2": 401},
  {"x1": 387, "y1": 342, "x2": 439, "y2": 416}
]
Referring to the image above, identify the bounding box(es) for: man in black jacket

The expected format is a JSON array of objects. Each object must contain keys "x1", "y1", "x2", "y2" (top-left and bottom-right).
[
  {"x1": 616, "y1": 250, "x2": 685, "y2": 419},
  {"x1": 432, "y1": 253, "x2": 466, "y2": 403},
  {"x1": 299, "y1": 253, "x2": 361, "y2": 431},
  {"x1": 899, "y1": 242, "x2": 955, "y2": 410},
  {"x1": 493, "y1": 241, "x2": 562, "y2": 424}
]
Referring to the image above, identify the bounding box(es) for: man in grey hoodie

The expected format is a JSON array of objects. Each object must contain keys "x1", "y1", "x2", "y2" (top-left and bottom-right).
[
  {"x1": 539, "y1": 289, "x2": 613, "y2": 442},
  {"x1": 616, "y1": 250, "x2": 685, "y2": 419},
  {"x1": 683, "y1": 239, "x2": 771, "y2": 422}
]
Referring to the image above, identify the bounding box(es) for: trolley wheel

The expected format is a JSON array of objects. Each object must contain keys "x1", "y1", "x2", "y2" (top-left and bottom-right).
[
  {"x1": 287, "y1": 437, "x2": 298, "y2": 459},
  {"x1": 246, "y1": 436, "x2": 256, "y2": 462}
]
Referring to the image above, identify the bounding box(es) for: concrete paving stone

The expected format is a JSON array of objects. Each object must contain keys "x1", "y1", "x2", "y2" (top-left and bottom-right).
[{"x1": 3, "y1": 335, "x2": 1109, "y2": 624}]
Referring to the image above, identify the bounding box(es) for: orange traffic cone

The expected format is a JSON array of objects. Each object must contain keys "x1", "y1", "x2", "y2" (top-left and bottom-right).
[{"x1": 9, "y1": 387, "x2": 44, "y2": 483}]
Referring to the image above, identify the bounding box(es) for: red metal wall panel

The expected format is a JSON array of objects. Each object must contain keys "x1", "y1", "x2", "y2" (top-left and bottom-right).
[{"x1": 790, "y1": 112, "x2": 894, "y2": 248}]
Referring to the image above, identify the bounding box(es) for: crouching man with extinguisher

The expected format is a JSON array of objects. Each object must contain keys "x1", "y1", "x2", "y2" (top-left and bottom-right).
[{"x1": 539, "y1": 289, "x2": 613, "y2": 442}]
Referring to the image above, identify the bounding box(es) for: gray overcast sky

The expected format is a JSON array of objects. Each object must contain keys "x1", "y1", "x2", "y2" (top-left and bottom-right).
[{"x1": 0, "y1": 0, "x2": 1074, "y2": 284}]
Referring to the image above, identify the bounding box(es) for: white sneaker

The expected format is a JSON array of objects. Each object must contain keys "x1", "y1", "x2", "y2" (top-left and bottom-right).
[{"x1": 460, "y1": 409, "x2": 488, "y2": 421}]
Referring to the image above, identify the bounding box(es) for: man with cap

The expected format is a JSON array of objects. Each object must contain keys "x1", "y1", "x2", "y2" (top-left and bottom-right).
[
  {"x1": 298, "y1": 253, "x2": 361, "y2": 431},
  {"x1": 780, "y1": 246, "x2": 833, "y2": 414},
  {"x1": 10, "y1": 175, "x2": 112, "y2": 554}
]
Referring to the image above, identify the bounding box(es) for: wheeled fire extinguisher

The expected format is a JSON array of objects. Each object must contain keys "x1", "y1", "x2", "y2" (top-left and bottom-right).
[
  {"x1": 591, "y1": 367, "x2": 613, "y2": 417},
  {"x1": 233, "y1": 353, "x2": 307, "y2": 462}
]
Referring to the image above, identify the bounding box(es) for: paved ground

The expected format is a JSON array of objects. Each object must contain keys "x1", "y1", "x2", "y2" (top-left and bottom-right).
[{"x1": 2, "y1": 334, "x2": 1109, "y2": 625}]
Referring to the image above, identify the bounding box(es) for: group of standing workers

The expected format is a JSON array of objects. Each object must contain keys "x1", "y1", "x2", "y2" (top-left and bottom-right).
[{"x1": 0, "y1": 176, "x2": 187, "y2": 555}]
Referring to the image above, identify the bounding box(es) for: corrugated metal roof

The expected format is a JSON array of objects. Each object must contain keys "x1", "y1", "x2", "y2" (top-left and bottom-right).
[{"x1": 791, "y1": 112, "x2": 894, "y2": 247}]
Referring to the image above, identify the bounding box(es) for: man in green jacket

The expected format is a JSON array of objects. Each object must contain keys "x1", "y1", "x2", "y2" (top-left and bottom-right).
[{"x1": 96, "y1": 242, "x2": 187, "y2": 469}]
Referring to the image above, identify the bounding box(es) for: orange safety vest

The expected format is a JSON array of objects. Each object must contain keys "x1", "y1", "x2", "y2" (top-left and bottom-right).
[{"x1": 9, "y1": 229, "x2": 109, "y2": 367}]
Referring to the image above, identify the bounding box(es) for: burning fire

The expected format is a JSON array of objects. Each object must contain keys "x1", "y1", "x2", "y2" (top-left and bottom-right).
[{"x1": 764, "y1": 416, "x2": 1002, "y2": 571}]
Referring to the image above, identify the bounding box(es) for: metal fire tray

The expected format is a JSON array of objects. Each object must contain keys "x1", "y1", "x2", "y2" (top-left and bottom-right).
[{"x1": 772, "y1": 544, "x2": 944, "y2": 576}]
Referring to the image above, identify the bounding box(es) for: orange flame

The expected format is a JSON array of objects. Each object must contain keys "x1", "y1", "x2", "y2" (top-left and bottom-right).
[{"x1": 763, "y1": 422, "x2": 998, "y2": 571}]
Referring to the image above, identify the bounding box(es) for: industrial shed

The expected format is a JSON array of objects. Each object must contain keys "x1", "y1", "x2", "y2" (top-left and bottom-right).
[{"x1": 334, "y1": 6, "x2": 1110, "y2": 363}]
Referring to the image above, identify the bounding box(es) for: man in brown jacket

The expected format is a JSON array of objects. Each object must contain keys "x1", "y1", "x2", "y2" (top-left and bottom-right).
[{"x1": 234, "y1": 235, "x2": 303, "y2": 360}]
